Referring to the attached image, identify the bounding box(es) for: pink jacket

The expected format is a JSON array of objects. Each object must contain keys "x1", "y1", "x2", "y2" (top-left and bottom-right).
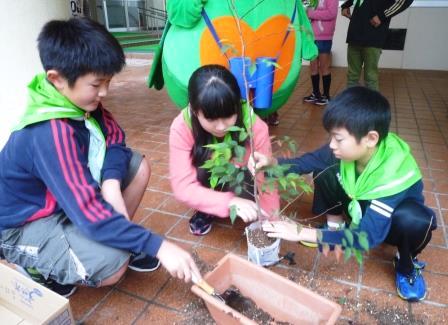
[
  {"x1": 169, "y1": 111, "x2": 279, "y2": 218},
  {"x1": 307, "y1": 0, "x2": 338, "y2": 41}
]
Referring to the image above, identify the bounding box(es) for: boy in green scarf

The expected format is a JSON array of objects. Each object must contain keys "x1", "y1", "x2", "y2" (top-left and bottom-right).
[
  {"x1": 251, "y1": 87, "x2": 436, "y2": 302},
  {"x1": 0, "y1": 18, "x2": 200, "y2": 298}
]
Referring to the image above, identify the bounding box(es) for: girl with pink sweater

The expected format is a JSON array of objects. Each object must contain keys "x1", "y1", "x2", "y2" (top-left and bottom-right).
[
  {"x1": 169, "y1": 65, "x2": 279, "y2": 236},
  {"x1": 303, "y1": 0, "x2": 338, "y2": 106}
]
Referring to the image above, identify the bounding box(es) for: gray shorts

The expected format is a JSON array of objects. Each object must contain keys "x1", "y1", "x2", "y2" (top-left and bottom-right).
[{"x1": 0, "y1": 151, "x2": 144, "y2": 287}]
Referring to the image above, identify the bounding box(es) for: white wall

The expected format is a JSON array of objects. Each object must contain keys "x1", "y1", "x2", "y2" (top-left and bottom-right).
[
  {"x1": 330, "y1": 3, "x2": 448, "y2": 71},
  {"x1": 0, "y1": 1, "x2": 70, "y2": 150}
]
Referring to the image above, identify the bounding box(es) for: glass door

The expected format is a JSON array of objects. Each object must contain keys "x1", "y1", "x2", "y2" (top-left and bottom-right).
[{"x1": 100, "y1": 0, "x2": 145, "y2": 31}]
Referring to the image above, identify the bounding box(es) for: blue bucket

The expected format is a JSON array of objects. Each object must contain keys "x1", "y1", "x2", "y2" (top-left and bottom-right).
[
  {"x1": 229, "y1": 57, "x2": 254, "y2": 100},
  {"x1": 254, "y1": 57, "x2": 276, "y2": 109}
]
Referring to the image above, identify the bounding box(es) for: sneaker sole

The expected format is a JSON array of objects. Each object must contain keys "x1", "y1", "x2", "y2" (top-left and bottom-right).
[
  {"x1": 314, "y1": 102, "x2": 328, "y2": 106},
  {"x1": 128, "y1": 260, "x2": 161, "y2": 272},
  {"x1": 396, "y1": 287, "x2": 426, "y2": 302},
  {"x1": 303, "y1": 99, "x2": 317, "y2": 103},
  {"x1": 189, "y1": 224, "x2": 212, "y2": 236},
  {"x1": 299, "y1": 240, "x2": 318, "y2": 248},
  {"x1": 62, "y1": 286, "x2": 78, "y2": 298}
]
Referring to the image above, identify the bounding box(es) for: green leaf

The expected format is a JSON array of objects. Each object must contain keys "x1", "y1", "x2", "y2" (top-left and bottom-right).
[
  {"x1": 210, "y1": 176, "x2": 218, "y2": 189},
  {"x1": 288, "y1": 140, "x2": 297, "y2": 154},
  {"x1": 344, "y1": 229, "x2": 354, "y2": 246},
  {"x1": 358, "y1": 232, "x2": 369, "y2": 251},
  {"x1": 249, "y1": 62, "x2": 257, "y2": 77},
  {"x1": 227, "y1": 126, "x2": 243, "y2": 132},
  {"x1": 239, "y1": 130, "x2": 248, "y2": 142},
  {"x1": 344, "y1": 247, "x2": 352, "y2": 262},
  {"x1": 236, "y1": 171, "x2": 245, "y2": 184},
  {"x1": 230, "y1": 205, "x2": 238, "y2": 224},
  {"x1": 354, "y1": 250, "x2": 363, "y2": 265},
  {"x1": 341, "y1": 238, "x2": 347, "y2": 247},
  {"x1": 234, "y1": 146, "x2": 246, "y2": 160},
  {"x1": 234, "y1": 185, "x2": 242, "y2": 195},
  {"x1": 279, "y1": 178, "x2": 287, "y2": 190}
]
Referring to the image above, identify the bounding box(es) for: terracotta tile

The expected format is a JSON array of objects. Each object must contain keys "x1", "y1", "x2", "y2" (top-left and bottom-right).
[
  {"x1": 135, "y1": 304, "x2": 183, "y2": 324},
  {"x1": 437, "y1": 194, "x2": 448, "y2": 209},
  {"x1": 357, "y1": 289, "x2": 410, "y2": 324},
  {"x1": 366, "y1": 243, "x2": 397, "y2": 262},
  {"x1": 132, "y1": 207, "x2": 152, "y2": 224},
  {"x1": 193, "y1": 246, "x2": 227, "y2": 274},
  {"x1": 424, "y1": 272, "x2": 448, "y2": 304},
  {"x1": 411, "y1": 302, "x2": 448, "y2": 324},
  {"x1": 429, "y1": 227, "x2": 447, "y2": 247},
  {"x1": 117, "y1": 268, "x2": 170, "y2": 300},
  {"x1": 442, "y1": 210, "x2": 448, "y2": 224},
  {"x1": 154, "y1": 277, "x2": 197, "y2": 310},
  {"x1": 315, "y1": 254, "x2": 359, "y2": 284},
  {"x1": 157, "y1": 196, "x2": 191, "y2": 216},
  {"x1": 150, "y1": 177, "x2": 173, "y2": 193},
  {"x1": 201, "y1": 223, "x2": 245, "y2": 251},
  {"x1": 70, "y1": 286, "x2": 113, "y2": 321},
  {"x1": 361, "y1": 259, "x2": 395, "y2": 293},
  {"x1": 83, "y1": 290, "x2": 146, "y2": 324},
  {"x1": 141, "y1": 211, "x2": 181, "y2": 235},
  {"x1": 418, "y1": 246, "x2": 448, "y2": 274},
  {"x1": 140, "y1": 190, "x2": 170, "y2": 209},
  {"x1": 312, "y1": 277, "x2": 357, "y2": 321},
  {"x1": 280, "y1": 240, "x2": 318, "y2": 272},
  {"x1": 423, "y1": 191, "x2": 437, "y2": 208},
  {"x1": 166, "y1": 218, "x2": 202, "y2": 243}
]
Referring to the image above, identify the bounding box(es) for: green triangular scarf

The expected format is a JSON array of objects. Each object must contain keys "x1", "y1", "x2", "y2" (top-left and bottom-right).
[
  {"x1": 340, "y1": 133, "x2": 421, "y2": 225},
  {"x1": 13, "y1": 73, "x2": 106, "y2": 184}
]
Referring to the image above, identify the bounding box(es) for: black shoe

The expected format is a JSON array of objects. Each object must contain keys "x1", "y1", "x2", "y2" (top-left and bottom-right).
[
  {"x1": 18, "y1": 266, "x2": 77, "y2": 298},
  {"x1": 315, "y1": 95, "x2": 330, "y2": 106},
  {"x1": 189, "y1": 211, "x2": 214, "y2": 236},
  {"x1": 267, "y1": 112, "x2": 279, "y2": 126},
  {"x1": 303, "y1": 93, "x2": 319, "y2": 103},
  {"x1": 128, "y1": 252, "x2": 161, "y2": 272}
]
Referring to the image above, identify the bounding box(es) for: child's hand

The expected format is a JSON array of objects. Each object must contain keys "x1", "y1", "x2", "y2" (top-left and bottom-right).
[
  {"x1": 262, "y1": 220, "x2": 318, "y2": 243},
  {"x1": 229, "y1": 197, "x2": 268, "y2": 222},
  {"x1": 156, "y1": 240, "x2": 201, "y2": 283},
  {"x1": 248, "y1": 152, "x2": 276, "y2": 176}
]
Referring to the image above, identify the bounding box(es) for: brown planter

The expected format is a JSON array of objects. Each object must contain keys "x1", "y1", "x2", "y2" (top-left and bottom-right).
[{"x1": 191, "y1": 253, "x2": 341, "y2": 325}]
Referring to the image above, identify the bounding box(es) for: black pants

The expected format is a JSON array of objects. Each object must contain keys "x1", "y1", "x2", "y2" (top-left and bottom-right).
[{"x1": 312, "y1": 165, "x2": 436, "y2": 275}]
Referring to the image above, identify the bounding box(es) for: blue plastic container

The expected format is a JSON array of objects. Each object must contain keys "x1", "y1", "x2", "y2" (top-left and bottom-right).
[
  {"x1": 254, "y1": 57, "x2": 276, "y2": 109},
  {"x1": 229, "y1": 57, "x2": 254, "y2": 100}
]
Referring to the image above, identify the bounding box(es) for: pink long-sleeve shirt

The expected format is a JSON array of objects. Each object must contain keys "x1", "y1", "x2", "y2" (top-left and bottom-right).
[
  {"x1": 169, "y1": 111, "x2": 280, "y2": 218},
  {"x1": 307, "y1": 0, "x2": 338, "y2": 41}
]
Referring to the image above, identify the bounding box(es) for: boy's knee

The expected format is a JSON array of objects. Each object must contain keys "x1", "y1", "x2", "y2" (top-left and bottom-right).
[
  {"x1": 392, "y1": 200, "x2": 434, "y2": 233},
  {"x1": 98, "y1": 260, "x2": 129, "y2": 287},
  {"x1": 137, "y1": 156, "x2": 151, "y2": 181}
]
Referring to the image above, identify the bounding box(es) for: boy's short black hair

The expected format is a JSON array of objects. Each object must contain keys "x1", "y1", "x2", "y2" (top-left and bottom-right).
[
  {"x1": 38, "y1": 17, "x2": 125, "y2": 86},
  {"x1": 322, "y1": 86, "x2": 391, "y2": 143}
]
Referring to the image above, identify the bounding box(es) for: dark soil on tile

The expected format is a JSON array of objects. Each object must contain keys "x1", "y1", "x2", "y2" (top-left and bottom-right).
[
  {"x1": 191, "y1": 250, "x2": 215, "y2": 274},
  {"x1": 177, "y1": 298, "x2": 215, "y2": 325}
]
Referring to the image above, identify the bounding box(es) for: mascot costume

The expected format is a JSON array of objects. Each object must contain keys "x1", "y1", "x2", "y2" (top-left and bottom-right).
[{"x1": 148, "y1": 0, "x2": 318, "y2": 118}]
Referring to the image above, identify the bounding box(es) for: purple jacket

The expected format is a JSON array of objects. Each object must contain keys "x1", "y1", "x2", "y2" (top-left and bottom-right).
[{"x1": 307, "y1": 0, "x2": 338, "y2": 41}]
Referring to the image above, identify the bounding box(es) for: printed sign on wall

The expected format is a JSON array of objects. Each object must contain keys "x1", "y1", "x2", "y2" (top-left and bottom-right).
[{"x1": 69, "y1": 0, "x2": 83, "y2": 17}]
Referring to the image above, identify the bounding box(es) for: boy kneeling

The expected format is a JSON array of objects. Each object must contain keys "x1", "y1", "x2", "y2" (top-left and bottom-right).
[
  {"x1": 0, "y1": 18, "x2": 199, "y2": 297},
  {"x1": 253, "y1": 87, "x2": 436, "y2": 302}
]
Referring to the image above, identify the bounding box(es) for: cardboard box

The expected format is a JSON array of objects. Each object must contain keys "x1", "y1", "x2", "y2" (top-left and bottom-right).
[{"x1": 0, "y1": 263, "x2": 74, "y2": 324}]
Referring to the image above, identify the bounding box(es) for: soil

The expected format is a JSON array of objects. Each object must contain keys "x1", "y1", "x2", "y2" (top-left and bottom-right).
[
  {"x1": 177, "y1": 298, "x2": 215, "y2": 325},
  {"x1": 222, "y1": 286, "x2": 292, "y2": 325},
  {"x1": 248, "y1": 227, "x2": 276, "y2": 248},
  {"x1": 191, "y1": 250, "x2": 215, "y2": 274}
]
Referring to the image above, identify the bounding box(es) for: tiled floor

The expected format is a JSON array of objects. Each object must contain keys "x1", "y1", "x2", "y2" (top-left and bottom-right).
[{"x1": 5, "y1": 58, "x2": 448, "y2": 324}]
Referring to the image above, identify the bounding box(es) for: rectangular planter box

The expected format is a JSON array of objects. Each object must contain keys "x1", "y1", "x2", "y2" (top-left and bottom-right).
[{"x1": 191, "y1": 253, "x2": 341, "y2": 325}]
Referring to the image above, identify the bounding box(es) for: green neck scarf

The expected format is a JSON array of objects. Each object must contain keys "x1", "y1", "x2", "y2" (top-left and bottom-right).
[
  {"x1": 14, "y1": 73, "x2": 106, "y2": 184},
  {"x1": 340, "y1": 133, "x2": 421, "y2": 225}
]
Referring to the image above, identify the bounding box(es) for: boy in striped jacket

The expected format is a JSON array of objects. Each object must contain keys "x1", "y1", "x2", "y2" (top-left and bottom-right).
[
  {"x1": 252, "y1": 87, "x2": 436, "y2": 302},
  {"x1": 0, "y1": 18, "x2": 200, "y2": 297}
]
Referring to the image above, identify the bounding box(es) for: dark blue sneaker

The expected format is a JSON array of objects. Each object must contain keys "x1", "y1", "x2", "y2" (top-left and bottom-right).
[
  {"x1": 128, "y1": 253, "x2": 161, "y2": 272},
  {"x1": 393, "y1": 256, "x2": 426, "y2": 270},
  {"x1": 189, "y1": 212, "x2": 213, "y2": 236},
  {"x1": 395, "y1": 269, "x2": 427, "y2": 302}
]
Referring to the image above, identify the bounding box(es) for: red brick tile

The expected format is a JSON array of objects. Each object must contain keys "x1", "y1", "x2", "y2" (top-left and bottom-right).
[
  {"x1": 140, "y1": 190, "x2": 170, "y2": 209},
  {"x1": 418, "y1": 246, "x2": 448, "y2": 275},
  {"x1": 157, "y1": 196, "x2": 191, "y2": 216},
  {"x1": 83, "y1": 290, "x2": 146, "y2": 324},
  {"x1": 429, "y1": 227, "x2": 447, "y2": 247},
  {"x1": 154, "y1": 277, "x2": 197, "y2": 310},
  {"x1": 201, "y1": 223, "x2": 245, "y2": 251},
  {"x1": 315, "y1": 254, "x2": 359, "y2": 284},
  {"x1": 135, "y1": 304, "x2": 184, "y2": 324},
  {"x1": 437, "y1": 194, "x2": 448, "y2": 209},
  {"x1": 357, "y1": 289, "x2": 410, "y2": 324},
  {"x1": 411, "y1": 302, "x2": 448, "y2": 324},
  {"x1": 141, "y1": 211, "x2": 181, "y2": 235},
  {"x1": 117, "y1": 268, "x2": 170, "y2": 300},
  {"x1": 68, "y1": 287, "x2": 113, "y2": 321},
  {"x1": 280, "y1": 240, "x2": 317, "y2": 272},
  {"x1": 362, "y1": 259, "x2": 395, "y2": 293},
  {"x1": 424, "y1": 272, "x2": 448, "y2": 304},
  {"x1": 132, "y1": 207, "x2": 152, "y2": 224},
  {"x1": 365, "y1": 243, "x2": 396, "y2": 262},
  {"x1": 166, "y1": 218, "x2": 202, "y2": 243},
  {"x1": 193, "y1": 246, "x2": 227, "y2": 274}
]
